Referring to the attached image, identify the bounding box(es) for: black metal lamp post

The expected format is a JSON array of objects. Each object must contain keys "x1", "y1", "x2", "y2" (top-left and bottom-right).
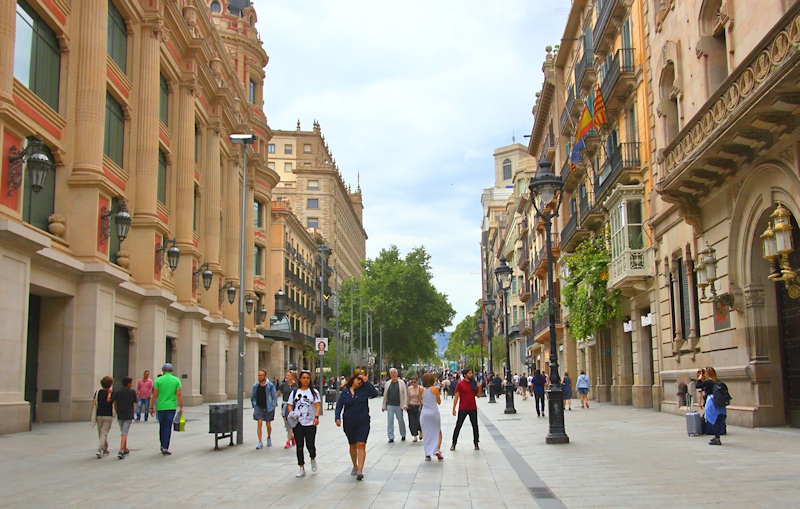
[
  {"x1": 475, "y1": 319, "x2": 485, "y2": 375},
  {"x1": 529, "y1": 155, "x2": 569, "y2": 444},
  {"x1": 494, "y1": 256, "x2": 515, "y2": 414},
  {"x1": 483, "y1": 294, "x2": 497, "y2": 403}
]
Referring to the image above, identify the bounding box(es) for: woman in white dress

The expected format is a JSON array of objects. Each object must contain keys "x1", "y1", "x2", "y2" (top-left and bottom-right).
[{"x1": 419, "y1": 373, "x2": 443, "y2": 461}]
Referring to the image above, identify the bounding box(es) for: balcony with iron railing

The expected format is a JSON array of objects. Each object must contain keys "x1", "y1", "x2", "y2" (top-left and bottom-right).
[
  {"x1": 595, "y1": 142, "x2": 641, "y2": 205},
  {"x1": 519, "y1": 275, "x2": 532, "y2": 302},
  {"x1": 534, "y1": 233, "x2": 560, "y2": 277},
  {"x1": 579, "y1": 189, "x2": 603, "y2": 229},
  {"x1": 533, "y1": 306, "x2": 562, "y2": 342},
  {"x1": 593, "y1": 0, "x2": 628, "y2": 52},
  {"x1": 560, "y1": 85, "x2": 577, "y2": 135},
  {"x1": 518, "y1": 317, "x2": 533, "y2": 336},
  {"x1": 518, "y1": 237, "x2": 530, "y2": 271},
  {"x1": 542, "y1": 133, "x2": 556, "y2": 161},
  {"x1": 600, "y1": 48, "x2": 636, "y2": 112},
  {"x1": 575, "y1": 50, "x2": 595, "y2": 91}
]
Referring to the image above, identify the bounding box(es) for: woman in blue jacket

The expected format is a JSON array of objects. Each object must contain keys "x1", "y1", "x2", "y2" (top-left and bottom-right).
[{"x1": 335, "y1": 371, "x2": 379, "y2": 480}]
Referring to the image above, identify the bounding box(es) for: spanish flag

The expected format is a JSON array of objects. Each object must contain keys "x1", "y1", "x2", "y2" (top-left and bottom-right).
[
  {"x1": 593, "y1": 85, "x2": 607, "y2": 126},
  {"x1": 574, "y1": 104, "x2": 594, "y2": 141}
]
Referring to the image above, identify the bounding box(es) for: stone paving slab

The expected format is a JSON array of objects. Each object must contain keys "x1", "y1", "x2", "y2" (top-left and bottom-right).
[{"x1": 1, "y1": 395, "x2": 799, "y2": 508}]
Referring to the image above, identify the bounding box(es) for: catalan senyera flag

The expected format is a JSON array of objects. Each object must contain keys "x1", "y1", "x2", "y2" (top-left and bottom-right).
[
  {"x1": 574, "y1": 104, "x2": 595, "y2": 141},
  {"x1": 593, "y1": 85, "x2": 607, "y2": 126}
]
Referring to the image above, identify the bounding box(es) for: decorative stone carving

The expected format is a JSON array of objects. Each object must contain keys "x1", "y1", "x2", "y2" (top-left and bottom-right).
[
  {"x1": 744, "y1": 288, "x2": 765, "y2": 307},
  {"x1": 116, "y1": 249, "x2": 130, "y2": 268},
  {"x1": 47, "y1": 214, "x2": 65, "y2": 237},
  {"x1": 663, "y1": 11, "x2": 800, "y2": 177},
  {"x1": 182, "y1": 5, "x2": 199, "y2": 37}
]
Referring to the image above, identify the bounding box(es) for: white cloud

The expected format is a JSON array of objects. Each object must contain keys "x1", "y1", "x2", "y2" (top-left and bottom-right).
[{"x1": 254, "y1": 0, "x2": 570, "y2": 325}]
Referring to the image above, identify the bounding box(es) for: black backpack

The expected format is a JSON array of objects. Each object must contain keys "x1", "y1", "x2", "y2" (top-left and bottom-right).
[{"x1": 712, "y1": 382, "x2": 731, "y2": 408}]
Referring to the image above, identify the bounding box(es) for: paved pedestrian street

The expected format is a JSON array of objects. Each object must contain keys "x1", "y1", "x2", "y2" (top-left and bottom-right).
[{"x1": 1, "y1": 395, "x2": 799, "y2": 509}]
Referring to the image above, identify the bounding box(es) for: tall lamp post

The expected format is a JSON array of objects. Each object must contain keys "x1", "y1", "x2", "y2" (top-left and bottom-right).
[
  {"x1": 230, "y1": 133, "x2": 255, "y2": 445},
  {"x1": 317, "y1": 244, "x2": 331, "y2": 415},
  {"x1": 529, "y1": 156, "x2": 569, "y2": 444},
  {"x1": 484, "y1": 294, "x2": 496, "y2": 403},
  {"x1": 350, "y1": 284, "x2": 357, "y2": 368},
  {"x1": 495, "y1": 256, "x2": 515, "y2": 414},
  {"x1": 475, "y1": 319, "x2": 485, "y2": 376}
]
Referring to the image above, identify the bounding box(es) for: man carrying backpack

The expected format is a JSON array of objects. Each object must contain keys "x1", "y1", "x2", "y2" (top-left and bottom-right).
[{"x1": 702, "y1": 367, "x2": 730, "y2": 445}]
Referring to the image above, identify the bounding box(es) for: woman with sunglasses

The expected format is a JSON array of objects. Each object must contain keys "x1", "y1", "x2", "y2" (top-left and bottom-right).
[
  {"x1": 286, "y1": 370, "x2": 321, "y2": 478},
  {"x1": 335, "y1": 371, "x2": 379, "y2": 480}
]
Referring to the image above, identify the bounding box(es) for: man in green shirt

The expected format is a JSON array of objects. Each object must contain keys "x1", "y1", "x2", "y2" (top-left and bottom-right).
[{"x1": 150, "y1": 363, "x2": 183, "y2": 455}]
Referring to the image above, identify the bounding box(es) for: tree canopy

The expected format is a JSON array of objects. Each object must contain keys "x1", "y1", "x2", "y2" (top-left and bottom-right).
[{"x1": 335, "y1": 245, "x2": 455, "y2": 367}]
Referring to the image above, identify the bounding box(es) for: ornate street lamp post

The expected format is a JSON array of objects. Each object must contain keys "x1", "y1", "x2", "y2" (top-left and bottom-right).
[
  {"x1": 494, "y1": 256, "x2": 515, "y2": 414},
  {"x1": 483, "y1": 294, "x2": 496, "y2": 403},
  {"x1": 529, "y1": 155, "x2": 569, "y2": 444},
  {"x1": 230, "y1": 132, "x2": 255, "y2": 445}
]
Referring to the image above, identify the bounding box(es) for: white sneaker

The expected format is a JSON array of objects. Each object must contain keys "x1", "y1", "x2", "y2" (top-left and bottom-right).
[
  {"x1": 311, "y1": 459, "x2": 318, "y2": 473},
  {"x1": 295, "y1": 469, "x2": 306, "y2": 478}
]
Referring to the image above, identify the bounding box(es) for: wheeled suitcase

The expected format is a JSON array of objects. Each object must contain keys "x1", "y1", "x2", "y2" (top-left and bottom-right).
[
  {"x1": 685, "y1": 393, "x2": 703, "y2": 436},
  {"x1": 686, "y1": 411, "x2": 703, "y2": 436}
]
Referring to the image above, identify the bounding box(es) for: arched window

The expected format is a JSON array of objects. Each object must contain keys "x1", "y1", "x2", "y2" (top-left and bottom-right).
[
  {"x1": 660, "y1": 62, "x2": 679, "y2": 142},
  {"x1": 210, "y1": 1, "x2": 222, "y2": 14},
  {"x1": 699, "y1": 0, "x2": 729, "y2": 94},
  {"x1": 502, "y1": 159, "x2": 512, "y2": 180}
]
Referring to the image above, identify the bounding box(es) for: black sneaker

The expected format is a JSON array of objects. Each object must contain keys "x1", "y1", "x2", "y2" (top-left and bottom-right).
[
  {"x1": 118, "y1": 452, "x2": 124, "y2": 460},
  {"x1": 474, "y1": 444, "x2": 480, "y2": 450},
  {"x1": 388, "y1": 438, "x2": 394, "y2": 443},
  {"x1": 401, "y1": 437, "x2": 406, "y2": 442},
  {"x1": 449, "y1": 444, "x2": 456, "y2": 451}
]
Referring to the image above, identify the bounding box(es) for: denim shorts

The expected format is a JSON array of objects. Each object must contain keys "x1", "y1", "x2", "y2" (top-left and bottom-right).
[
  {"x1": 578, "y1": 388, "x2": 589, "y2": 395},
  {"x1": 253, "y1": 407, "x2": 275, "y2": 422}
]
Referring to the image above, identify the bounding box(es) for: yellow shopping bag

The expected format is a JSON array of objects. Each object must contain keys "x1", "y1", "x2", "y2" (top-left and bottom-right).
[{"x1": 172, "y1": 410, "x2": 186, "y2": 432}]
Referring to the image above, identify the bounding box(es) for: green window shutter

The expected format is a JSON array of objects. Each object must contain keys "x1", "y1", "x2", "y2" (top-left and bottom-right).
[
  {"x1": 107, "y1": 1, "x2": 127, "y2": 73},
  {"x1": 254, "y1": 246, "x2": 262, "y2": 275},
  {"x1": 159, "y1": 74, "x2": 169, "y2": 126},
  {"x1": 157, "y1": 150, "x2": 167, "y2": 204},
  {"x1": 104, "y1": 92, "x2": 124, "y2": 166},
  {"x1": 16, "y1": 1, "x2": 61, "y2": 111},
  {"x1": 21, "y1": 139, "x2": 55, "y2": 231}
]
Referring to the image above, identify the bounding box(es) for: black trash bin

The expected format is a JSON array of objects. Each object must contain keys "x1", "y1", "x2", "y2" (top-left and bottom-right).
[
  {"x1": 325, "y1": 389, "x2": 337, "y2": 410},
  {"x1": 209, "y1": 403, "x2": 238, "y2": 450}
]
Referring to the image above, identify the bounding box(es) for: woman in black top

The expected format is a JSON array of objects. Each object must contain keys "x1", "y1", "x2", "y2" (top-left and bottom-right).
[
  {"x1": 93, "y1": 376, "x2": 114, "y2": 458},
  {"x1": 335, "y1": 372, "x2": 379, "y2": 480}
]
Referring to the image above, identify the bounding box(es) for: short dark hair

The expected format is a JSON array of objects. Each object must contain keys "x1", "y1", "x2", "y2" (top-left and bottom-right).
[
  {"x1": 122, "y1": 377, "x2": 133, "y2": 387},
  {"x1": 100, "y1": 376, "x2": 113, "y2": 389}
]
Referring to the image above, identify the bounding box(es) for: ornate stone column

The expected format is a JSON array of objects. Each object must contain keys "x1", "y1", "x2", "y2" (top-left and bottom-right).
[
  {"x1": 223, "y1": 154, "x2": 241, "y2": 320},
  {"x1": 173, "y1": 80, "x2": 196, "y2": 303},
  {"x1": 744, "y1": 286, "x2": 770, "y2": 361},
  {"x1": 0, "y1": 1, "x2": 17, "y2": 104},
  {"x1": 129, "y1": 20, "x2": 164, "y2": 286},
  {"x1": 71, "y1": 0, "x2": 107, "y2": 177},
  {"x1": 201, "y1": 122, "x2": 222, "y2": 313},
  {"x1": 133, "y1": 20, "x2": 164, "y2": 218}
]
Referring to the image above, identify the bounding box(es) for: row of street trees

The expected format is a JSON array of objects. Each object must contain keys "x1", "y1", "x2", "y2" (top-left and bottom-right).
[
  {"x1": 444, "y1": 300, "x2": 505, "y2": 374},
  {"x1": 322, "y1": 245, "x2": 455, "y2": 374}
]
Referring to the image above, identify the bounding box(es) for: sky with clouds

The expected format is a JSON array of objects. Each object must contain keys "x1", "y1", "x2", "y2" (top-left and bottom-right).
[{"x1": 254, "y1": 0, "x2": 571, "y2": 328}]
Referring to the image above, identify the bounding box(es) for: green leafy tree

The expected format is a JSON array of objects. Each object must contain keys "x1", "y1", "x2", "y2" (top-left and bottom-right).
[
  {"x1": 335, "y1": 246, "x2": 455, "y2": 367},
  {"x1": 561, "y1": 236, "x2": 621, "y2": 340}
]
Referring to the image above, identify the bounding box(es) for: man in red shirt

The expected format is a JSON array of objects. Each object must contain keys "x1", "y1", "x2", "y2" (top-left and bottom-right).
[{"x1": 450, "y1": 368, "x2": 481, "y2": 451}]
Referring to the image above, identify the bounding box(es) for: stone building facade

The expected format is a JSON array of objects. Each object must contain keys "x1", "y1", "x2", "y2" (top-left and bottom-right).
[
  {"x1": 497, "y1": 0, "x2": 800, "y2": 430},
  {"x1": 0, "y1": 0, "x2": 279, "y2": 434},
  {"x1": 269, "y1": 122, "x2": 367, "y2": 289}
]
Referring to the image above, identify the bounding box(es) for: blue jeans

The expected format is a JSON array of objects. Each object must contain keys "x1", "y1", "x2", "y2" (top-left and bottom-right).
[
  {"x1": 136, "y1": 398, "x2": 150, "y2": 420},
  {"x1": 157, "y1": 410, "x2": 176, "y2": 450},
  {"x1": 386, "y1": 405, "x2": 406, "y2": 440}
]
